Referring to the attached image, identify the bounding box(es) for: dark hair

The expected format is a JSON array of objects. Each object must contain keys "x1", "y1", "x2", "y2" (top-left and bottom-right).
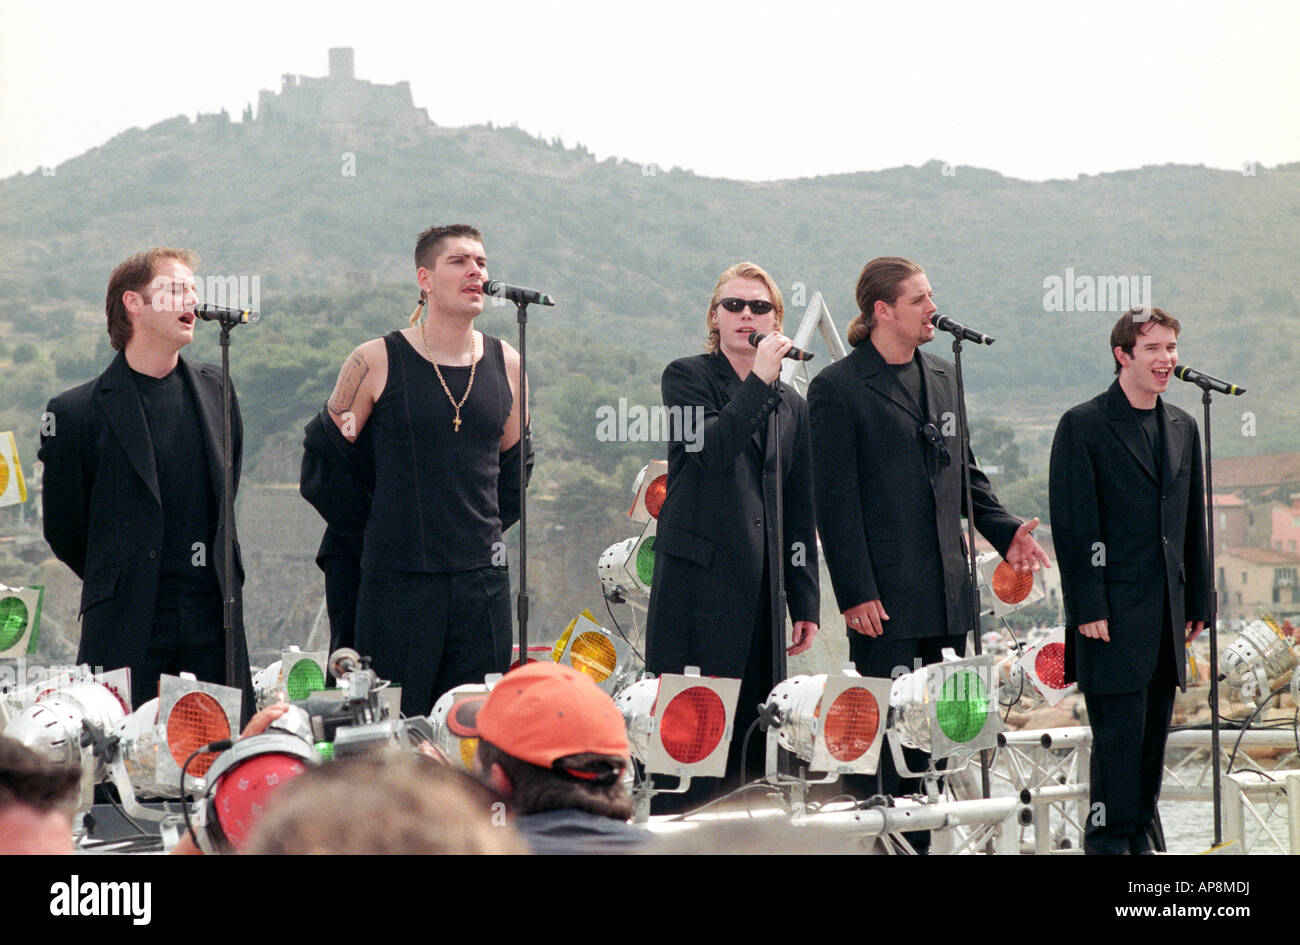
[
  {"x1": 1110, "y1": 306, "x2": 1181, "y2": 375},
  {"x1": 414, "y1": 223, "x2": 483, "y2": 272},
  {"x1": 847, "y1": 256, "x2": 925, "y2": 346},
  {"x1": 105, "y1": 247, "x2": 199, "y2": 351},
  {"x1": 0, "y1": 736, "x2": 80, "y2": 814},
  {"x1": 477, "y1": 739, "x2": 633, "y2": 820}
]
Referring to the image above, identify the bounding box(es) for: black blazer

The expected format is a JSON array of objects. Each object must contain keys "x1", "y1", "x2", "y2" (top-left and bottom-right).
[
  {"x1": 808, "y1": 340, "x2": 1022, "y2": 639},
  {"x1": 1049, "y1": 381, "x2": 1209, "y2": 693},
  {"x1": 38, "y1": 352, "x2": 252, "y2": 709},
  {"x1": 644, "y1": 353, "x2": 819, "y2": 680}
]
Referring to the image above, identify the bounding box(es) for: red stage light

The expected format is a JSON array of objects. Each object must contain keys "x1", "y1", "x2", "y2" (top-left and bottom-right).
[
  {"x1": 822, "y1": 688, "x2": 880, "y2": 762},
  {"x1": 992, "y1": 561, "x2": 1033, "y2": 605},
  {"x1": 166, "y1": 691, "x2": 232, "y2": 776},
  {"x1": 1034, "y1": 642, "x2": 1067, "y2": 690},
  {"x1": 659, "y1": 686, "x2": 726, "y2": 764}
]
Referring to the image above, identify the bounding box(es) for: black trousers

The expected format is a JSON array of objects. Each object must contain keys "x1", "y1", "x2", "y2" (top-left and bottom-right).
[
  {"x1": 1082, "y1": 625, "x2": 1178, "y2": 855},
  {"x1": 651, "y1": 565, "x2": 775, "y2": 814},
  {"x1": 136, "y1": 595, "x2": 225, "y2": 709},
  {"x1": 355, "y1": 566, "x2": 513, "y2": 717}
]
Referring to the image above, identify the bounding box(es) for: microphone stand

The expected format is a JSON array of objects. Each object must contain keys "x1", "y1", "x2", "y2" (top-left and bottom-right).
[
  {"x1": 949, "y1": 334, "x2": 991, "y2": 802},
  {"x1": 213, "y1": 309, "x2": 250, "y2": 724},
  {"x1": 512, "y1": 298, "x2": 532, "y2": 667},
  {"x1": 1190, "y1": 380, "x2": 1225, "y2": 845},
  {"x1": 768, "y1": 382, "x2": 789, "y2": 778}
]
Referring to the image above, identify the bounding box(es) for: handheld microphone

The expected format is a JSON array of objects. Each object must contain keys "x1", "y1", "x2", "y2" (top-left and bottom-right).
[
  {"x1": 195, "y1": 304, "x2": 258, "y2": 324},
  {"x1": 1173, "y1": 365, "x2": 1245, "y2": 395},
  {"x1": 932, "y1": 314, "x2": 994, "y2": 345},
  {"x1": 748, "y1": 332, "x2": 815, "y2": 361},
  {"x1": 482, "y1": 280, "x2": 556, "y2": 307}
]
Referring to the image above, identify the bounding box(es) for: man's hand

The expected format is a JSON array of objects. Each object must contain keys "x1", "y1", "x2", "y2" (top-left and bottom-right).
[
  {"x1": 844, "y1": 599, "x2": 888, "y2": 637},
  {"x1": 788, "y1": 621, "x2": 819, "y2": 656},
  {"x1": 1004, "y1": 517, "x2": 1052, "y2": 574},
  {"x1": 240, "y1": 701, "x2": 290, "y2": 738},
  {"x1": 1186, "y1": 620, "x2": 1207, "y2": 643},
  {"x1": 1079, "y1": 619, "x2": 1109, "y2": 642},
  {"x1": 752, "y1": 332, "x2": 793, "y2": 384}
]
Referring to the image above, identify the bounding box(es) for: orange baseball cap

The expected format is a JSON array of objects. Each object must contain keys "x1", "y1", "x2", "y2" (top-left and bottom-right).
[{"x1": 475, "y1": 662, "x2": 629, "y2": 769}]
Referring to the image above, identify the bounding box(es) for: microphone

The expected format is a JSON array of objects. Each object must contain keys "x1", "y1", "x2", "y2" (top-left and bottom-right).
[
  {"x1": 482, "y1": 280, "x2": 556, "y2": 307},
  {"x1": 747, "y1": 332, "x2": 815, "y2": 361},
  {"x1": 1173, "y1": 365, "x2": 1246, "y2": 395},
  {"x1": 932, "y1": 314, "x2": 994, "y2": 345},
  {"x1": 195, "y1": 304, "x2": 258, "y2": 324}
]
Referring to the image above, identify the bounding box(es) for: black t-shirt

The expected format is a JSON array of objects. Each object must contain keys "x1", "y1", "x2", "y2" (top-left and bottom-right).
[
  {"x1": 130, "y1": 367, "x2": 221, "y2": 608},
  {"x1": 1133, "y1": 404, "x2": 1163, "y2": 481},
  {"x1": 889, "y1": 357, "x2": 924, "y2": 411}
]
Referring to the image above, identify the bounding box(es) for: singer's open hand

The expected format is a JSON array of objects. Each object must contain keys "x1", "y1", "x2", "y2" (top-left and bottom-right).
[
  {"x1": 752, "y1": 331, "x2": 792, "y2": 384},
  {"x1": 1004, "y1": 517, "x2": 1052, "y2": 574}
]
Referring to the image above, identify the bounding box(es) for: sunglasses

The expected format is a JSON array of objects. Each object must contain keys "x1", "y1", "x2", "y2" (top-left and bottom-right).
[
  {"x1": 920, "y1": 422, "x2": 952, "y2": 470},
  {"x1": 717, "y1": 297, "x2": 775, "y2": 315}
]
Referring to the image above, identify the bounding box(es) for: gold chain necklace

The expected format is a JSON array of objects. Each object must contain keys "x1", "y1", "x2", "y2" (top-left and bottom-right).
[{"x1": 421, "y1": 323, "x2": 476, "y2": 432}]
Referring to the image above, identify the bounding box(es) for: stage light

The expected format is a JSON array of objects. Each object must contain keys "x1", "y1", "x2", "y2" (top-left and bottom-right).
[
  {"x1": 253, "y1": 647, "x2": 329, "y2": 709},
  {"x1": 551, "y1": 610, "x2": 633, "y2": 694},
  {"x1": 975, "y1": 552, "x2": 1045, "y2": 617},
  {"x1": 598, "y1": 519, "x2": 657, "y2": 598},
  {"x1": 0, "y1": 583, "x2": 43, "y2": 658},
  {"x1": 888, "y1": 653, "x2": 1001, "y2": 772},
  {"x1": 628, "y1": 460, "x2": 668, "y2": 523},
  {"x1": 763, "y1": 668, "x2": 891, "y2": 775},
  {"x1": 617, "y1": 669, "x2": 739, "y2": 780},
  {"x1": 1219, "y1": 616, "x2": 1298, "y2": 707},
  {"x1": 192, "y1": 725, "x2": 318, "y2": 853},
  {"x1": 1016, "y1": 628, "x2": 1076, "y2": 706},
  {"x1": 110, "y1": 674, "x2": 241, "y2": 802},
  {"x1": 428, "y1": 680, "x2": 495, "y2": 772}
]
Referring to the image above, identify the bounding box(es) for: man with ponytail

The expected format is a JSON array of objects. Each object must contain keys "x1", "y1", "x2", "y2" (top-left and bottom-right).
[
  {"x1": 306, "y1": 224, "x2": 532, "y2": 717},
  {"x1": 808, "y1": 257, "x2": 1047, "y2": 850}
]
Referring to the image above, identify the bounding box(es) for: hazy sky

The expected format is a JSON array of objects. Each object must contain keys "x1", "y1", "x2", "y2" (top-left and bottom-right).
[{"x1": 2, "y1": 0, "x2": 1297, "y2": 182}]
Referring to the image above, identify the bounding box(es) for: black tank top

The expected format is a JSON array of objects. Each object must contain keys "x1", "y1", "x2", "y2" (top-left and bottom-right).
[{"x1": 361, "y1": 330, "x2": 512, "y2": 572}]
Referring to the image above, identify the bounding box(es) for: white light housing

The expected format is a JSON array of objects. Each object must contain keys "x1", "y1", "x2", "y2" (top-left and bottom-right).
[
  {"x1": 428, "y1": 678, "x2": 499, "y2": 772},
  {"x1": 1016, "y1": 627, "x2": 1076, "y2": 706},
  {"x1": 889, "y1": 653, "x2": 1002, "y2": 765},
  {"x1": 976, "y1": 552, "x2": 1045, "y2": 617},
  {"x1": 628, "y1": 460, "x2": 668, "y2": 523},
  {"x1": 0, "y1": 583, "x2": 44, "y2": 658},
  {"x1": 598, "y1": 519, "x2": 657, "y2": 598},
  {"x1": 764, "y1": 669, "x2": 892, "y2": 775},
  {"x1": 551, "y1": 611, "x2": 633, "y2": 694},
  {"x1": 617, "y1": 669, "x2": 739, "y2": 779}
]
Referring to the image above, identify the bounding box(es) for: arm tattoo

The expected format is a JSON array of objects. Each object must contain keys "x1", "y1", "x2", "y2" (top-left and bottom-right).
[{"x1": 329, "y1": 352, "x2": 369, "y2": 416}]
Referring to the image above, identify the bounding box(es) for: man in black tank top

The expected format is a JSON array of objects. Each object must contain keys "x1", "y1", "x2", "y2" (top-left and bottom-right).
[
  {"x1": 321, "y1": 224, "x2": 533, "y2": 717},
  {"x1": 39, "y1": 248, "x2": 254, "y2": 714}
]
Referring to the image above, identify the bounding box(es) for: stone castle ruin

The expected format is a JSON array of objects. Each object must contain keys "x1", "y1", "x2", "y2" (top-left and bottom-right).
[{"x1": 255, "y1": 48, "x2": 429, "y2": 128}]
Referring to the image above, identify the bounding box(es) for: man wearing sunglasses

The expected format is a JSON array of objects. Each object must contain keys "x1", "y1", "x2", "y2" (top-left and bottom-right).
[
  {"x1": 808, "y1": 256, "x2": 1047, "y2": 850},
  {"x1": 645, "y1": 262, "x2": 819, "y2": 808}
]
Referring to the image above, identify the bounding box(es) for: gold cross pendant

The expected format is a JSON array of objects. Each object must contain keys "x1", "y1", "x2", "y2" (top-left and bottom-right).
[{"x1": 453, "y1": 416, "x2": 462, "y2": 432}]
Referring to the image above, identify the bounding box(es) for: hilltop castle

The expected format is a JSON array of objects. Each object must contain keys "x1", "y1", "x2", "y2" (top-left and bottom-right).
[{"x1": 255, "y1": 48, "x2": 429, "y2": 128}]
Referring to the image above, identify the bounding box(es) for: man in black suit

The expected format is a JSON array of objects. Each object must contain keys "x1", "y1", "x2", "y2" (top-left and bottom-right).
[
  {"x1": 808, "y1": 257, "x2": 1047, "y2": 846},
  {"x1": 39, "y1": 248, "x2": 252, "y2": 713},
  {"x1": 645, "y1": 262, "x2": 819, "y2": 797},
  {"x1": 1049, "y1": 307, "x2": 1208, "y2": 855}
]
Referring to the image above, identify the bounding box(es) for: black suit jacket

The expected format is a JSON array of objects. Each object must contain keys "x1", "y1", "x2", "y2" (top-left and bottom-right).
[
  {"x1": 1049, "y1": 381, "x2": 1209, "y2": 693},
  {"x1": 38, "y1": 352, "x2": 252, "y2": 708},
  {"x1": 644, "y1": 353, "x2": 819, "y2": 680},
  {"x1": 808, "y1": 340, "x2": 1022, "y2": 639}
]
